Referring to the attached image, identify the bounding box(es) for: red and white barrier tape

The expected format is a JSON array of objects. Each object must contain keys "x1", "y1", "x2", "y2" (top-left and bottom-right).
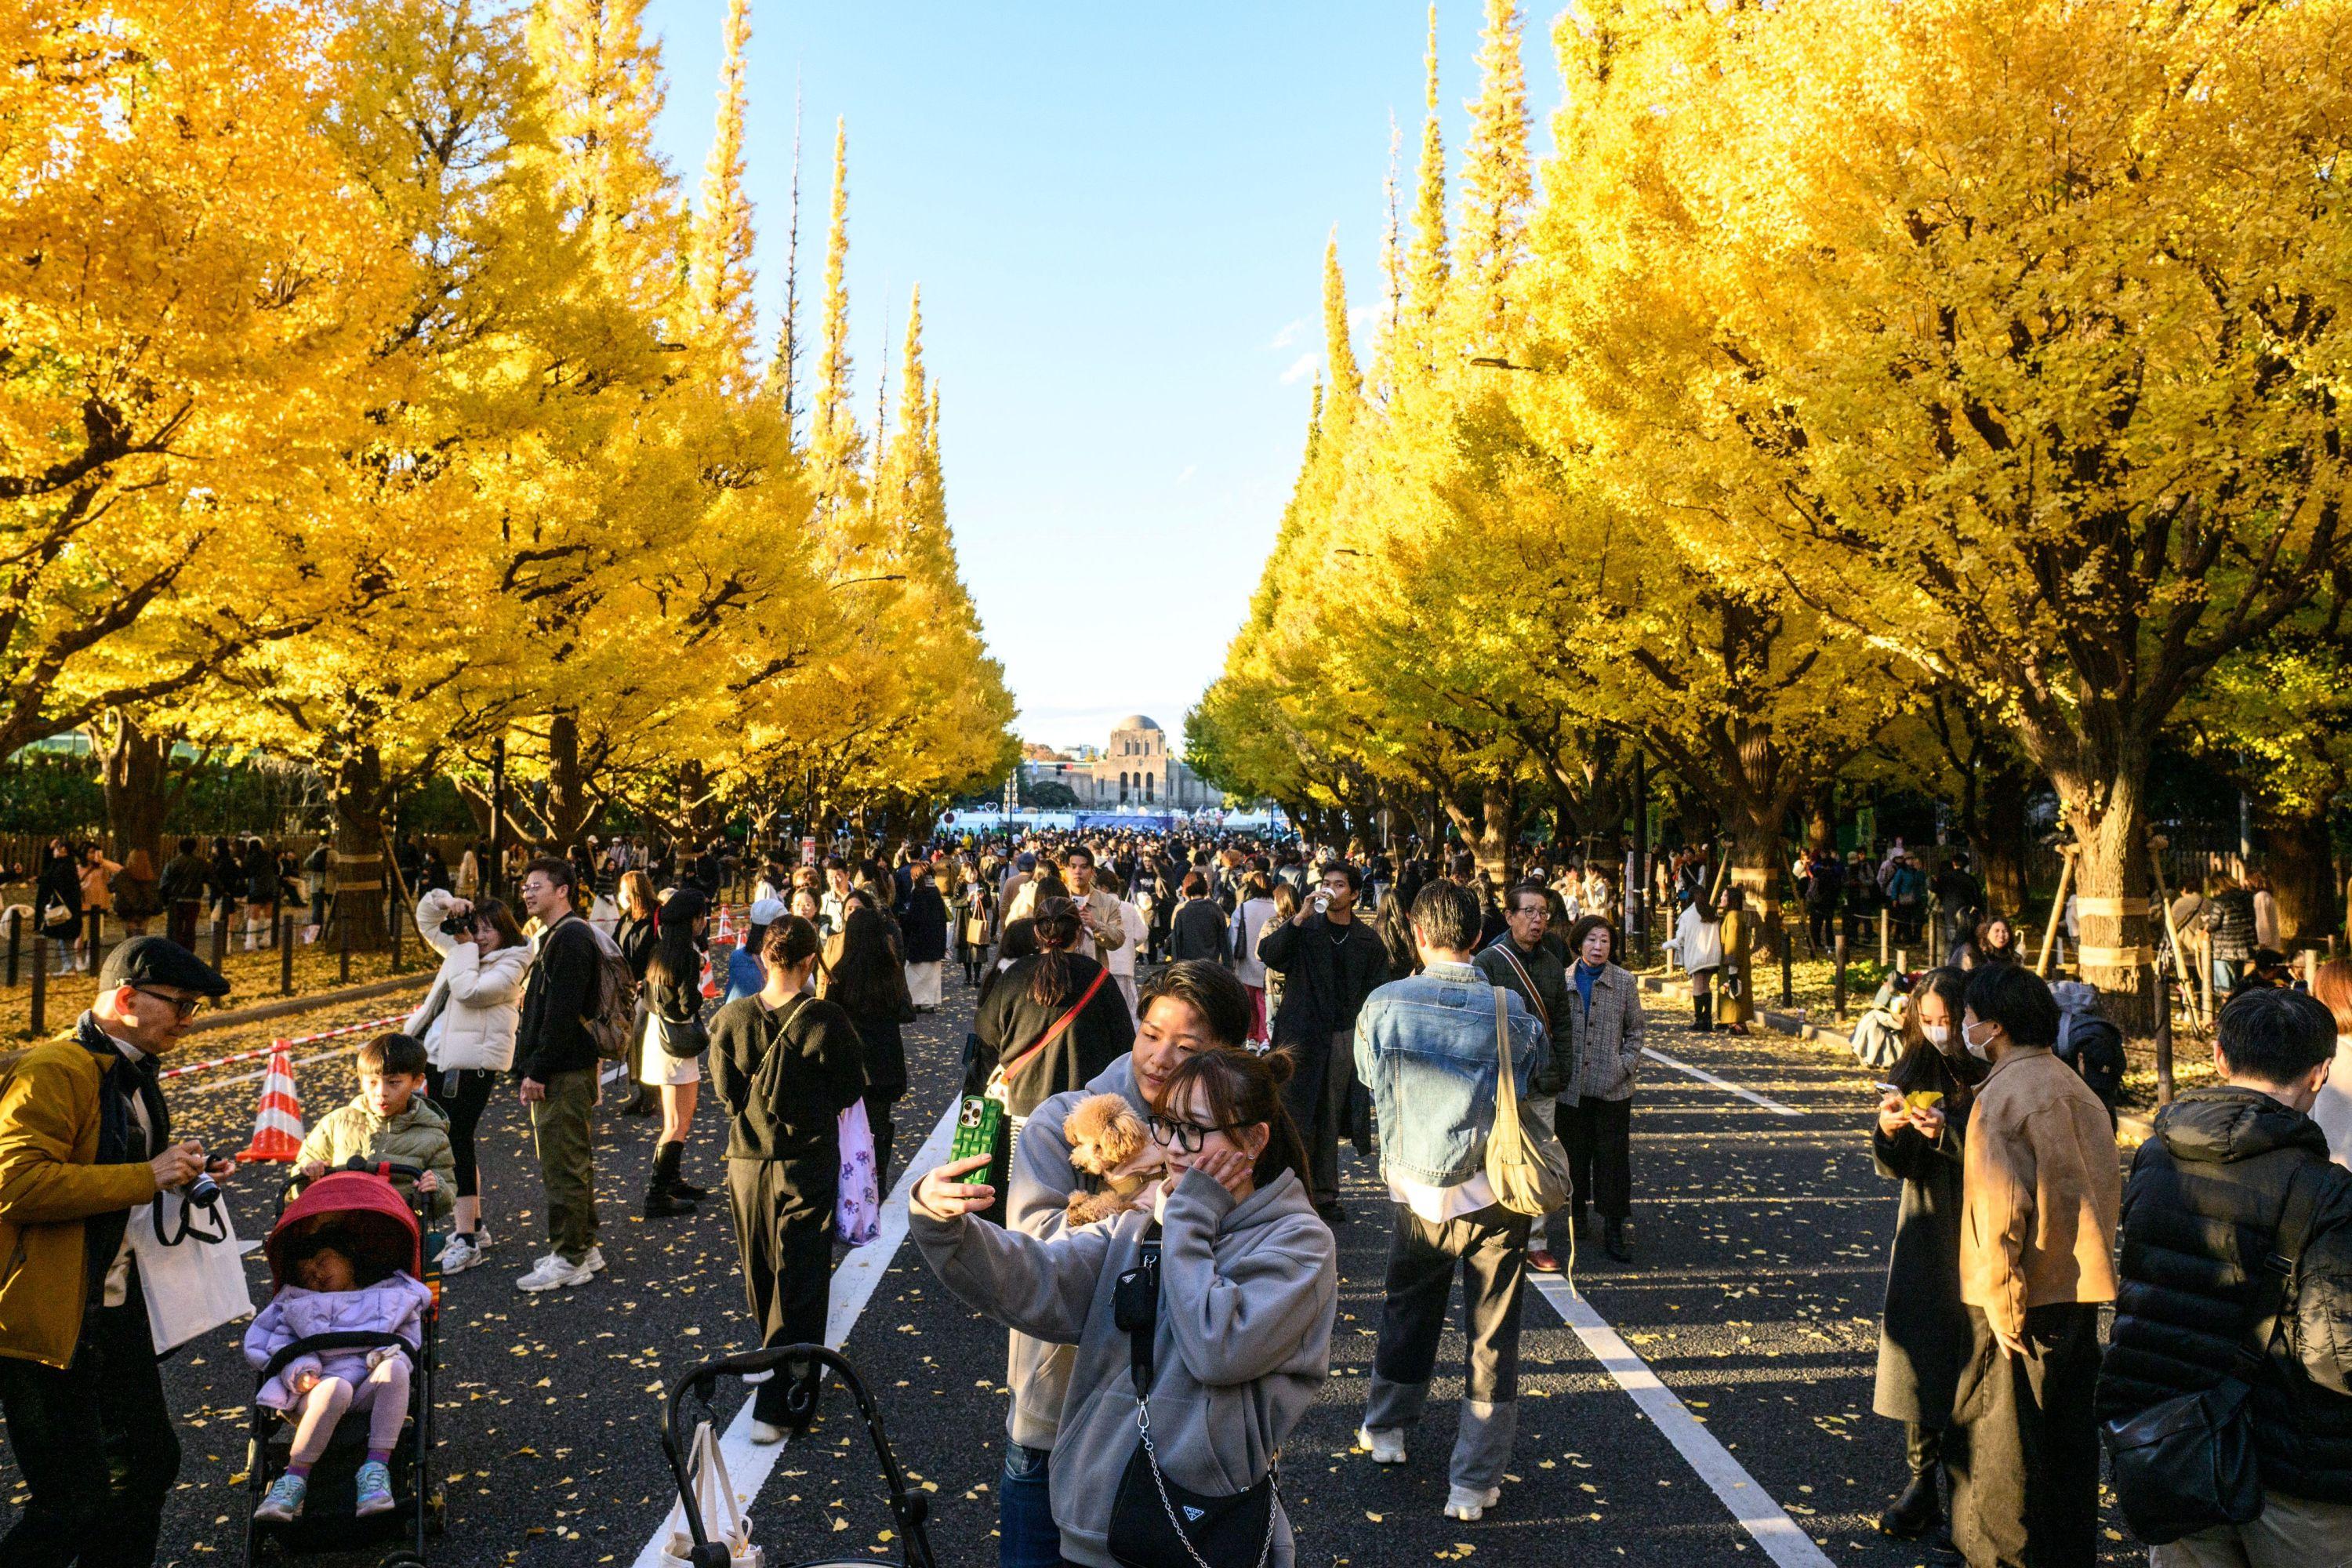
[{"x1": 158, "y1": 1011, "x2": 410, "y2": 1080}]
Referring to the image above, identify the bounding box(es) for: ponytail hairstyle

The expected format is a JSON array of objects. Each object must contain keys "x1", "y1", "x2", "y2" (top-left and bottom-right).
[
  {"x1": 1155, "y1": 1047, "x2": 1312, "y2": 1196},
  {"x1": 644, "y1": 889, "x2": 707, "y2": 996},
  {"x1": 1027, "y1": 896, "x2": 1084, "y2": 1007}
]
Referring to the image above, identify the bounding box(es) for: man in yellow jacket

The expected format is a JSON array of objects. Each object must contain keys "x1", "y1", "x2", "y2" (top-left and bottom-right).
[{"x1": 0, "y1": 936, "x2": 231, "y2": 1566}]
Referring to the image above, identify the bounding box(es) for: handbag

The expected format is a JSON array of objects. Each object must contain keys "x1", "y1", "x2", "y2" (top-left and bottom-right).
[
  {"x1": 1106, "y1": 1238, "x2": 1279, "y2": 1568},
  {"x1": 1483, "y1": 986, "x2": 1573, "y2": 1219},
  {"x1": 836, "y1": 1102, "x2": 882, "y2": 1246},
  {"x1": 2101, "y1": 1160, "x2": 2322, "y2": 1545},
  {"x1": 127, "y1": 1187, "x2": 254, "y2": 1354},
  {"x1": 650, "y1": 1006, "x2": 711, "y2": 1058},
  {"x1": 657, "y1": 1418, "x2": 764, "y2": 1568}
]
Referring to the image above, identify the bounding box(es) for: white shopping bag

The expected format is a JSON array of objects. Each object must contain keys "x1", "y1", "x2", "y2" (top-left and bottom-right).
[
  {"x1": 659, "y1": 1420, "x2": 764, "y2": 1568},
  {"x1": 126, "y1": 1189, "x2": 254, "y2": 1354},
  {"x1": 836, "y1": 1103, "x2": 881, "y2": 1247}
]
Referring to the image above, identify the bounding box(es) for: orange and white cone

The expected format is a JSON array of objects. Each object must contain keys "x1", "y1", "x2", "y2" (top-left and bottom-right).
[{"x1": 238, "y1": 1044, "x2": 305, "y2": 1163}]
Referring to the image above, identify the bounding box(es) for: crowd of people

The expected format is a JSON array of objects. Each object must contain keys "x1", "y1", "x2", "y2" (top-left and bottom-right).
[{"x1": 6, "y1": 821, "x2": 2352, "y2": 1568}]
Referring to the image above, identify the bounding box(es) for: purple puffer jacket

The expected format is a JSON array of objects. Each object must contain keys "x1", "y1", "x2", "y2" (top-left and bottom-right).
[{"x1": 243, "y1": 1274, "x2": 432, "y2": 1411}]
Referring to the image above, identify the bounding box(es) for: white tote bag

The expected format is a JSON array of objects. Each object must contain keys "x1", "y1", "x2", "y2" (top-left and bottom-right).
[
  {"x1": 127, "y1": 1189, "x2": 254, "y2": 1354},
  {"x1": 659, "y1": 1420, "x2": 764, "y2": 1568},
  {"x1": 836, "y1": 1103, "x2": 881, "y2": 1247}
]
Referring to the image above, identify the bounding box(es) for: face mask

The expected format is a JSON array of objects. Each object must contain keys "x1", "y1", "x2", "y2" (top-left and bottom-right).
[
  {"x1": 1922, "y1": 1023, "x2": 1951, "y2": 1047},
  {"x1": 1962, "y1": 1022, "x2": 1995, "y2": 1062}
]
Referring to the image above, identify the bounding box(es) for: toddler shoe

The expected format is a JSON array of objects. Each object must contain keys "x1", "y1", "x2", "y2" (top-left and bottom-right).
[
  {"x1": 354, "y1": 1460, "x2": 395, "y2": 1516},
  {"x1": 253, "y1": 1472, "x2": 307, "y2": 1523}
]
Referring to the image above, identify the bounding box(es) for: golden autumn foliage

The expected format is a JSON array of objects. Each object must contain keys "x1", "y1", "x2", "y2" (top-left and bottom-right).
[
  {"x1": 1200, "y1": 0, "x2": 2352, "y2": 1002},
  {"x1": 2, "y1": 0, "x2": 1013, "y2": 858}
]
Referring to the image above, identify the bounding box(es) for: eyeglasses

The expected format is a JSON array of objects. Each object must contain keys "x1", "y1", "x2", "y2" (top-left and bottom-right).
[
  {"x1": 133, "y1": 987, "x2": 201, "y2": 1019},
  {"x1": 1146, "y1": 1116, "x2": 1247, "y2": 1153}
]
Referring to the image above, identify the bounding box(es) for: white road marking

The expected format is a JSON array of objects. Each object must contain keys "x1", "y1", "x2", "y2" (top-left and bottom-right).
[
  {"x1": 1641, "y1": 1047, "x2": 1804, "y2": 1116},
  {"x1": 629, "y1": 1095, "x2": 961, "y2": 1568},
  {"x1": 1532, "y1": 1275, "x2": 1835, "y2": 1567}
]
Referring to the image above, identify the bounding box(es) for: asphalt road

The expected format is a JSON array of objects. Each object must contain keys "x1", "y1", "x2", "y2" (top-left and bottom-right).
[{"x1": 1, "y1": 974, "x2": 2142, "y2": 1567}]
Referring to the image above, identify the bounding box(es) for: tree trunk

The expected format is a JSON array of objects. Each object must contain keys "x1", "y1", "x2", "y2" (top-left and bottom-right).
[
  {"x1": 99, "y1": 711, "x2": 170, "y2": 869},
  {"x1": 2254, "y1": 802, "x2": 2336, "y2": 946},
  {"x1": 1444, "y1": 780, "x2": 1517, "y2": 884},
  {"x1": 539, "y1": 711, "x2": 601, "y2": 848},
  {"x1": 1805, "y1": 782, "x2": 1836, "y2": 854},
  {"x1": 2057, "y1": 771, "x2": 2155, "y2": 1034},
  {"x1": 1979, "y1": 761, "x2": 2033, "y2": 918},
  {"x1": 329, "y1": 746, "x2": 391, "y2": 949},
  {"x1": 1726, "y1": 814, "x2": 1788, "y2": 953}
]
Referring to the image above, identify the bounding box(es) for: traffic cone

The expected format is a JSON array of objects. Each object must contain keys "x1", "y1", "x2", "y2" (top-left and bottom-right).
[{"x1": 238, "y1": 1043, "x2": 305, "y2": 1163}]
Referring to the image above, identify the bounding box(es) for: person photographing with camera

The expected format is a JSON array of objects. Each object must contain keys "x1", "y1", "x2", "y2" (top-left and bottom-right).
[
  {"x1": 0, "y1": 937, "x2": 233, "y2": 1566},
  {"x1": 405, "y1": 888, "x2": 530, "y2": 1274}
]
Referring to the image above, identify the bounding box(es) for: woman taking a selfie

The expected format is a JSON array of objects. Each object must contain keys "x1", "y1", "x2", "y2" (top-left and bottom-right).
[
  {"x1": 1868, "y1": 966, "x2": 1982, "y2": 1552},
  {"x1": 913, "y1": 1047, "x2": 1336, "y2": 1568}
]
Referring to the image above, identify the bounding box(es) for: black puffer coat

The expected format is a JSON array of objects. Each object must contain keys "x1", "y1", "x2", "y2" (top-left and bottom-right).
[{"x1": 2096, "y1": 1087, "x2": 2352, "y2": 1504}]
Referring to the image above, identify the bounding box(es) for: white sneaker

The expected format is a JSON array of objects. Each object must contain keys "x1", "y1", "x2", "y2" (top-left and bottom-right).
[
  {"x1": 578, "y1": 1245, "x2": 606, "y2": 1276},
  {"x1": 1443, "y1": 1485, "x2": 1501, "y2": 1521},
  {"x1": 516, "y1": 1253, "x2": 596, "y2": 1292},
  {"x1": 473, "y1": 1225, "x2": 494, "y2": 1252},
  {"x1": 439, "y1": 1235, "x2": 480, "y2": 1275},
  {"x1": 748, "y1": 1421, "x2": 787, "y2": 1445},
  {"x1": 1356, "y1": 1425, "x2": 1407, "y2": 1465}
]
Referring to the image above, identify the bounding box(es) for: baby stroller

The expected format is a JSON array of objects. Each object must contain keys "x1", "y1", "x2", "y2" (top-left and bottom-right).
[
  {"x1": 244, "y1": 1164, "x2": 445, "y2": 1567},
  {"x1": 660, "y1": 1345, "x2": 936, "y2": 1568}
]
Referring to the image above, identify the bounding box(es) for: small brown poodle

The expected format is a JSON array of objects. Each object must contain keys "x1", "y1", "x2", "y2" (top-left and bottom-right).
[{"x1": 1060, "y1": 1093, "x2": 1167, "y2": 1226}]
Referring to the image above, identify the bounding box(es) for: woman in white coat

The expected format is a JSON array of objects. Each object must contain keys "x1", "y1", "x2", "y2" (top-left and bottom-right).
[
  {"x1": 1671, "y1": 898, "x2": 1727, "y2": 1033},
  {"x1": 406, "y1": 888, "x2": 530, "y2": 1274},
  {"x1": 1229, "y1": 871, "x2": 1280, "y2": 1044}
]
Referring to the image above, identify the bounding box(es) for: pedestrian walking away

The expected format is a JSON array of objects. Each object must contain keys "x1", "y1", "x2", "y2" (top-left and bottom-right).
[{"x1": 1354, "y1": 880, "x2": 1549, "y2": 1523}]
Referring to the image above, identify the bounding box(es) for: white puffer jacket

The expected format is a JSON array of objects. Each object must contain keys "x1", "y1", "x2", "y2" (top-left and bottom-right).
[{"x1": 405, "y1": 890, "x2": 529, "y2": 1072}]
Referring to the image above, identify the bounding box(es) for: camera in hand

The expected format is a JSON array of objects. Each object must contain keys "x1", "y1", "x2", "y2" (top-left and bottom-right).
[
  {"x1": 439, "y1": 913, "x2": 474, "y2": 937},
  {"x1": 183, "y1": 1171, "x2": 223, "y2": 1207}
]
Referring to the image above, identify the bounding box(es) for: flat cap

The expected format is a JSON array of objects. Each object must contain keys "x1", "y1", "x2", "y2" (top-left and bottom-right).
[{"x1": 99, "y1": 935, "x2": 230, "y2": 998}]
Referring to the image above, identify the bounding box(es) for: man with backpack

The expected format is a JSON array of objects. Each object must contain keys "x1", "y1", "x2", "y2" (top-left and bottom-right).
[
  {"x1": 2096, "y1": 987, "x2": 2352, "y2": 1565},
  {"x1": 512, "y1": 855, "x2": 627, "y2": 1292}
]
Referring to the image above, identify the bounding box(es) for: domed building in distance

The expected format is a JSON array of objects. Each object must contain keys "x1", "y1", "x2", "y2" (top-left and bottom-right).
[{"x1": 1018, "y1": 714, "x2": 1218, "y2": 811}]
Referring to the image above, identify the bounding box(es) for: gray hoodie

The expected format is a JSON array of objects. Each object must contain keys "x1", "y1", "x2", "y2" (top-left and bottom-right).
[
  {"x1": 1002, "y1": 1053, "x2": 1148, "y2": 1448},
  {"x1": 914, "y1": 1167, "x2": 1335, "y2": 1568}
]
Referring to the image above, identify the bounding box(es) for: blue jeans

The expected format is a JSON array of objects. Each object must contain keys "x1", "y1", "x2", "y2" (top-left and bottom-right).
[{"x1": 999, "y1": 1439, "x2": 1070, "y2": 1568}]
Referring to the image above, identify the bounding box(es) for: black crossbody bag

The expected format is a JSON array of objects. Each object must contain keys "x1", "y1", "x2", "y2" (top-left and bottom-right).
[
  {"x1": 2101, "y1": 1159, "x2": 2322, "y2": 1545},
  {"x1": 1107, "y1": 1232, "x2": 1279, "y2": 1568}
]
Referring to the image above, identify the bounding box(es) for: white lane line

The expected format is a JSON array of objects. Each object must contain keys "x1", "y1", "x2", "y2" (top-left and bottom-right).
[
  {"x1": 629, "y1": 1095, "x2": 961, "y2": 1568},
  {"x1": 1641, "y1": 1047, "x2": 1803, "y2": 1116},
  {"x1": 1532, "y1": 1276, "x2": 1835, "y2": 1567}
]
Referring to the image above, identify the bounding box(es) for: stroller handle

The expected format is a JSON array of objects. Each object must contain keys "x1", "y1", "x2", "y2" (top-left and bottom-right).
[{"x1": 660, "y1": 1345, "x2": 936, "y2": 1568}]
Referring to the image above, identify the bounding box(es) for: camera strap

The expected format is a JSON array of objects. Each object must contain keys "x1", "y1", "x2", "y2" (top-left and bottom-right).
[{"x1": 151, "y1": 1184, "x2": 226, "y2": 1248}]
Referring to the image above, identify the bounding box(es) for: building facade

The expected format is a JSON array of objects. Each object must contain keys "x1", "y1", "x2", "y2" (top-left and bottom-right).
[{"x1": 1020, "y1": 715, "x2": 1218, "y2": 810}]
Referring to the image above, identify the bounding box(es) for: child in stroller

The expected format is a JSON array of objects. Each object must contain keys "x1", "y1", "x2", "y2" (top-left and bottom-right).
[{"x1": 243, "y1": 1168, "x2": 443, "y2": 1563}]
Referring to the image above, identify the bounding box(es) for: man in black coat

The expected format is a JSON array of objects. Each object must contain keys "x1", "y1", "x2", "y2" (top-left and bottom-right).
[
  {"x1": 2096, "y1": 987, "x2": 2352, "y2": 1562},
  {"x1": 511, "y1": 856, "x2": 614, "y2": 1293},
  {"x1": 156, "y1": 837, "x2": 209, "y2": 952},
  {"x1": 1256, "y1": 861, "x2": 1391, "y2": 1223}
]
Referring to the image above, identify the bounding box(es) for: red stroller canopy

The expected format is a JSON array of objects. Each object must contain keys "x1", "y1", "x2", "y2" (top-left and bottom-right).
[{"x1": 263, "y1": 1170, "x2": 421, "y2": 1290}]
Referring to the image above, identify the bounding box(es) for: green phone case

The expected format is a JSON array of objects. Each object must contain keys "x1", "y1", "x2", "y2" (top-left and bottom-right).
[{"x1": 949, "y1": 1091, "x2": 1004, "y2": 1169}]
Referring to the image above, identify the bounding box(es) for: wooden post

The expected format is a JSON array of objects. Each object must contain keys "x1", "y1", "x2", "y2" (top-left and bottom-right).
[
  {"x1": 2034, "y1": 846, "x2": 2077, "y2": 977},
  {"x1": 210, "y1": 908, "x2": 228, "y2": 972},
  {"x1": 1878, "y1": 906, "x2": 1890, "y2": 967},
  {"x1": 1834, "y1": 931, "x2": 1849, "y2": 1020},
  {"x1": 2154, "y1": 965, "x2": 2176, "y2": 1106},
  {"x1": 1897, "y1": 946, "x2": 1910, "y2": 975},
  {"x1": 2196, "y1": 929, "x2": 2214, "y2": 1022},
  {"x1": 389, "y1": 891, "x2": 404, "y2": 973},
  {"x1": 85, "y1": 905, "x2": 103, "y2": 981},
  {"x1": 280, "y1": 914, "x2": 296, "y2": 996},
  {"x1": 7, "y1": 908, "x2": 20, "y2": 989},
  {"x1": 1780, "y1": 913, "x2": 1795, "y2": 1007},
  {"x1": 30, "y1": 931, "x2": 46, "y2": 1036},
  {"x1": 338, "y1": 903, "x2": 352, "y2": 985}
]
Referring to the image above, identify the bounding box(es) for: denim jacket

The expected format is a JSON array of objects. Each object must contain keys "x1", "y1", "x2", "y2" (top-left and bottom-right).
[{"x1": 1353, "y1": 960, "x2": 1548, "y2": 1189}]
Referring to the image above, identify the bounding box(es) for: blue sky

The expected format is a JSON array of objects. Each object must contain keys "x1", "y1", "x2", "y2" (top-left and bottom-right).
[{"x1": 640, "y1": 2, "x2": 1559, "y2": 754}]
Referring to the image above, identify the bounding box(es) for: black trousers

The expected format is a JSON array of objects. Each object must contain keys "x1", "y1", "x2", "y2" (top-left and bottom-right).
[
  {"x1": 1946, "y1": 1304, "x2": 2101, "y2": 1568},
  {"x1": 1279, "y1": 1029, "x2": 1356, "y2": 1207},
  {"x1": 863, "y1": 1094, "x2": 899, "y2": 1195},
  {"x1": 165, "y1": 902, "x2": 200, "y2": 953},
  {"x1": 434, "y1": 1067, "x2": 499, "y2": 1200},
  {"x1": 1369, "y1": 1202, "x2": 1533, "y2": 1406},
  {"x1": 726, "y1": 1153, "x2": 835, "y2": 1425},
  {"x1": 0, "y1": 1281, "x2": 180, "y2": 1568},
  {"x1": 1559, "y1": 1094, "x2": 1633, "y2": 1221}
]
